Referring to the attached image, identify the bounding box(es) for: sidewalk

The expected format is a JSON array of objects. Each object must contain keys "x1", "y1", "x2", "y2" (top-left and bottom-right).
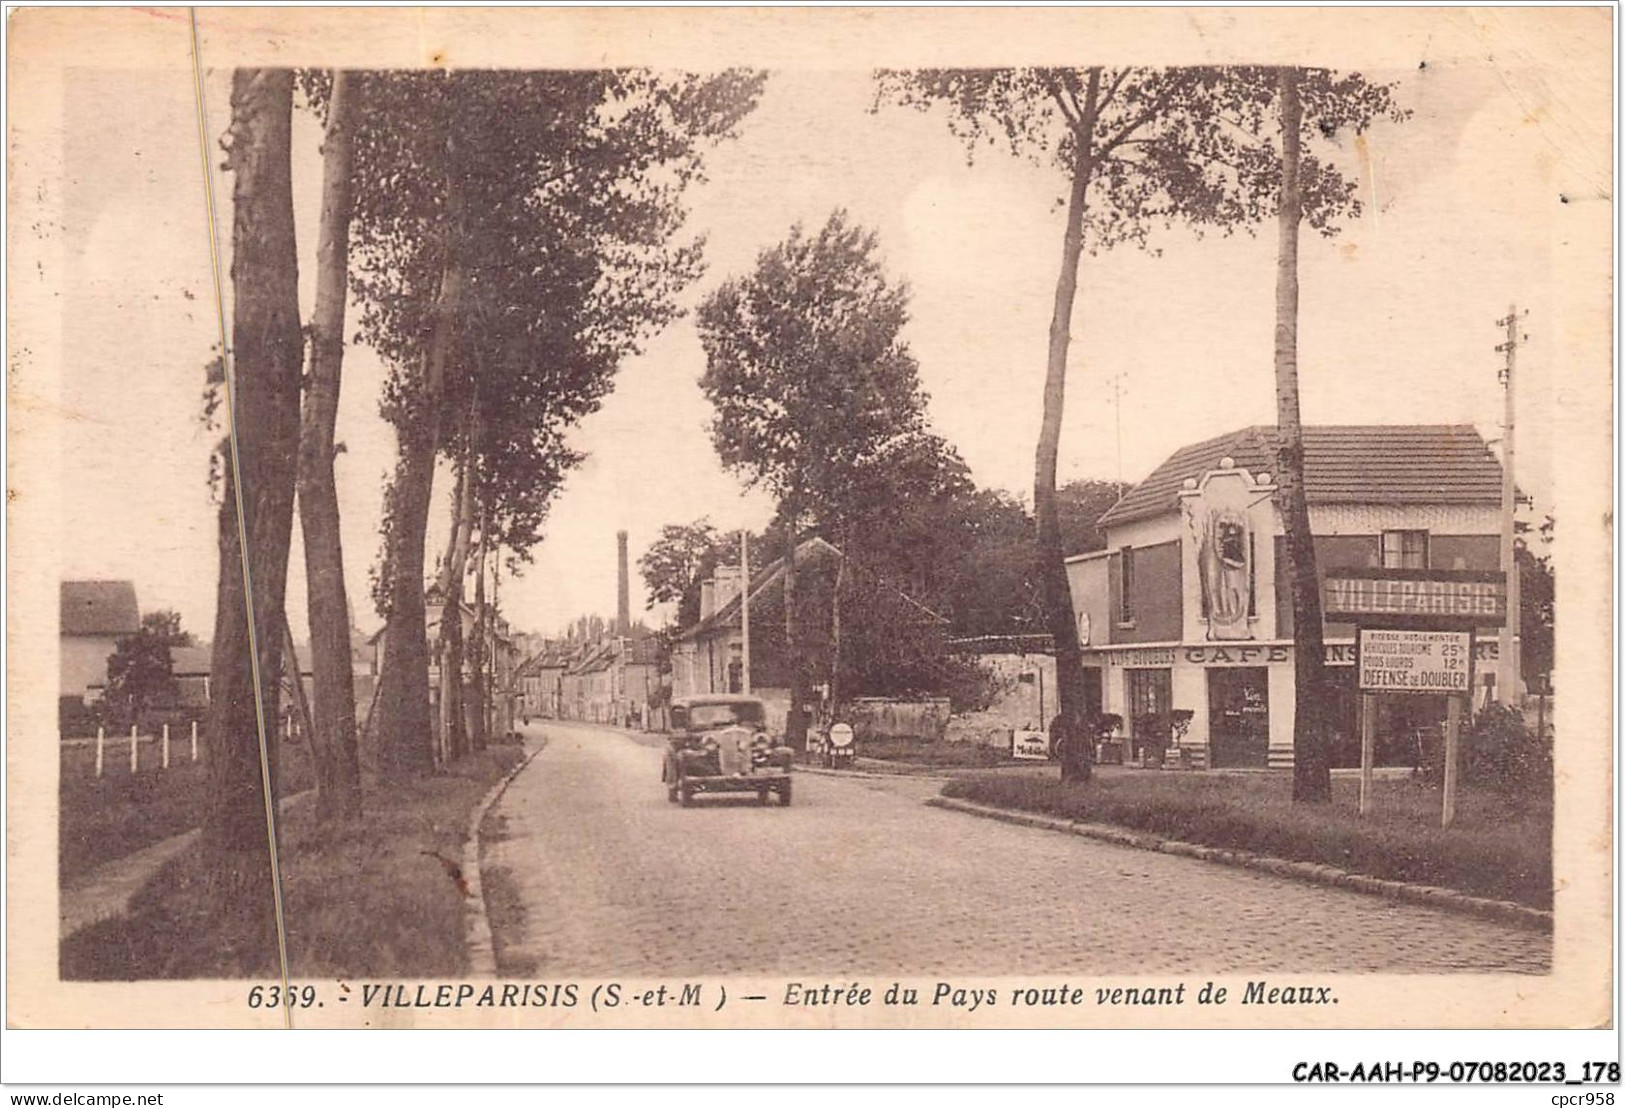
[{"x1": 59, "y1": 789, "x2": 313, "y2": 941}]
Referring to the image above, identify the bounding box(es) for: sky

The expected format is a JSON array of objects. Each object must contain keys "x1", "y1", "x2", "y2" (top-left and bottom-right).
[{"x1": 57, "y1": 56, "x2": 1568, "y2": 645}]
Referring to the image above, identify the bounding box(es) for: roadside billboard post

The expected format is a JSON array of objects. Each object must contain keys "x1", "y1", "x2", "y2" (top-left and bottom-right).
[
  {"x1": 1358, "y1": 693, "x2": 1375, "y2": 816},
  {"x1": 1324, "y1": 569, "x2": 1506, "y2": 826}
]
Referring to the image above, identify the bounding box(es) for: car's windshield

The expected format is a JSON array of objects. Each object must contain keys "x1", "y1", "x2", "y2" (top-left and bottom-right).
[{"x1": 686, "y1": 702, "x2": 764, "y2": 729}]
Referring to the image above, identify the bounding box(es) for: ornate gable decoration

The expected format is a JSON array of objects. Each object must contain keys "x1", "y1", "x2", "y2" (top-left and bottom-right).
[{"x1": 1179, "y1": 458, "x2": 1276, "y2": 642}]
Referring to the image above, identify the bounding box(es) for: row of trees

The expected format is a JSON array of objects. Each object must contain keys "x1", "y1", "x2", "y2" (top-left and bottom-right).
[
  {"x1": 873, "y1": 66, "x2": 1405, "y2": 796},
  {"x1": 204, "y1": 69, "x2": 764, "y2": 920}
]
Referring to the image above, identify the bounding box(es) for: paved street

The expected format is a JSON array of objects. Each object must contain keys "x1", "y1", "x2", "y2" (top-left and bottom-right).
[{"x1": 482, "y1": 721, "x2": 1550, "y2": 977}]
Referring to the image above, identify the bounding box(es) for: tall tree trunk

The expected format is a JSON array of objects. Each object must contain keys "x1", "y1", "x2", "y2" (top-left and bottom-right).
[
  {"x1": 1275, "y1": 67, "x2": 1333, "y2": 803},
  {"x1": 373, "y1": 234, "x2": 465, "y2": 779},
  {"x1": 468, "y1": 510, "x2": 489, "y2": 751},
  {"x1": 488, "y1": 548, "x2": 502, "y2": 744},
  {"x1": 782, "y1": 503, "x2": 809, "y2": 749},
  {"x1": 297, "y1": 68, "x2": 362, "y2": 825},
  {"x1": 1036, "y1": 71, "x2": 1101, "y2": 784},
  {"x1": 828, "y1": 529, "x2": 847, "y2": 727},
  {"x1": 203, "y1": 69, "x2": 303, "y2": 929},
  {"x1": 437, "y1": 441, "x2": 474, "y2": 761}
]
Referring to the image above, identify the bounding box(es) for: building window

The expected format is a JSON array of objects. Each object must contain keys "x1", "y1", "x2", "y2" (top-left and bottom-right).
[
  {"x1": 1118, "y1": 546, "x2": 1135, "y2": 624},
  {"x1": 1381, "y1": 529, "x2": 1429, "y2": 569}
]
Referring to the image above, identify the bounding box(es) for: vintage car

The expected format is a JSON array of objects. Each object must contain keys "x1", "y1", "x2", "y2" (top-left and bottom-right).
[{"x1": 662, "y1": 694, "x2": 794, "y2": 806}]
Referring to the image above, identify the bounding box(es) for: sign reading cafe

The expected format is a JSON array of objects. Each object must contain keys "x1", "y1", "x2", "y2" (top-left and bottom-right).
[{"x1": 1102, "y1": 640, "x2": 1499, "y2": 668}]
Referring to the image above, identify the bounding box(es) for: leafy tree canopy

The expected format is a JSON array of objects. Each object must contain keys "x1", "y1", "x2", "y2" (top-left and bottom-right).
[
  {"x1": 698, "y1": 209, "x2": 936, "y2": 523},
  {"x1": 874, "y1": 66, "x2": 1405, "y2": 251},
  {"x1": 348, "y1": 69, "x2": 766, "y2": 559},
  {"x1": 105, "y1": 610, "x2": 192, "y2": 726}
]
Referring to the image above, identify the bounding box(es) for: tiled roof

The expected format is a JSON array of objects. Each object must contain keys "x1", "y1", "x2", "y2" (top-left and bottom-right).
[
  {"x1": 674, "y1": 537, "x2": 840, "y2": 644},
  {"x1": 170, "y1": 645, "x2": 214, "y2": 675},
  {"x1": 568, "y1": 643, "x2": 615, "y2": 675},
  {"x1": 61, "y1": 580, "x2": 140, "y2": 637},
  {"x1": 1099, "y1": 425, "x2": 1503, "y2": 527}
]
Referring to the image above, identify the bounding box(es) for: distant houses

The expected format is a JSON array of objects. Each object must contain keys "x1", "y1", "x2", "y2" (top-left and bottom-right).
[
  {"x1": 517, "y1": 630, "x2": 665, "y2": 730},
  {"x1": 59, "y1": 577, "x2": 380, "y2": 736}
]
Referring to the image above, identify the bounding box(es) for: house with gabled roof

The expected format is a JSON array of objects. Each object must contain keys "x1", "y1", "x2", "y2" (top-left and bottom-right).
[
  {"x1": 516, "y1": 643, "x2": 570, "y2": 721},
  {"x1": 1066, "y1": 424, "x2": 1510, "y2": 771},
  {"x1": 671, "y1": 536, "x2": 948, "y2": 737},
  {"x1": 60, "y1": 580, "x2": 140, "y2": 702},
  {"x1": 562, "y1": 640, "x2": 617, "y2": 723}
]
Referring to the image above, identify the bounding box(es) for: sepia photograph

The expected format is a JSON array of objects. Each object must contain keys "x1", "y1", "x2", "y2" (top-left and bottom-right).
[{"x1": 4, "y1": 4, "x2": 1614, "y2": 1059}]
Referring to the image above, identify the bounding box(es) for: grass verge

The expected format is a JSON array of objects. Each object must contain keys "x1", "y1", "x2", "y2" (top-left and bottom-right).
[
  {"x1": 60, "y1": 738, "x2": 526, "y2": 980},
  {"x1": 60, "y1": 739, "x2": 316, "y2": 884},
  {"x1": 477, "y1": 843, "x2": 538, "y2": 976},
  {"x1": 940, "y1": 770, "x2": 1550, "y2": 909}
]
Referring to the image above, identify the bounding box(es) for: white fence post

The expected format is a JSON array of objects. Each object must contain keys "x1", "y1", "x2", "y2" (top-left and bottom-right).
[
  {"x1": 129, "y1": 725, "x2": 139, "y2": 774},
  {"x1": 191, "y1": 720, "x2": 199, "y2": 762},
  {"x1": 95, "y1": 726, "x2": 105, "y2": 778},
  {"x1": 162, "y1": 723, "x2": 171, "y2": 770}
]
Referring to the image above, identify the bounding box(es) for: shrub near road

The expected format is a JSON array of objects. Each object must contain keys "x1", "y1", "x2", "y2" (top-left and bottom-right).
[
  {"x1": 857, "y1": 737, "x2": 1020, "y2": 770},
  {"x1": 60, "y1": 738, "x2": 527, "y2": 980},
  {"x1": 941, "y1": 770, "x2": 1551, "y2": 910}
]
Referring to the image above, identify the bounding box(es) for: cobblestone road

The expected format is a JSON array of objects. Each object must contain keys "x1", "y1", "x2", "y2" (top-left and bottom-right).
[{"x1": 482, "y1": 721, "x2": 1550, "y2": 976}]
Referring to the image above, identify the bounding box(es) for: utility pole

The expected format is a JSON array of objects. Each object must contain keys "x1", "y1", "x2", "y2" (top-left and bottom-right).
[
  {"x1": 1494, "y1": 305, "x2": 1525, "y2": 705},
  {"x1": 1105, "y1": 371, "x2": 1127, "y2": 486},
  {"x1": 739, "y1": 530, "x2": 752, "y2": 694}
]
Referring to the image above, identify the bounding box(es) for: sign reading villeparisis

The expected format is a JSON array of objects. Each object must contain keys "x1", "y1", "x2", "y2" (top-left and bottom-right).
[
  {"x1": 1357, "y1": 628, "x2": 1474, "y2": 694},
  {"x1": 1323, "y1": 570, "x2": 1507, "y2": 624}
]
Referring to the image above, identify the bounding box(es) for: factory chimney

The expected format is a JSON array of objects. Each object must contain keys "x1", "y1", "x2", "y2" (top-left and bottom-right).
[{"x1": 616, "y1": 530, "x2": 631, "y2": 635}]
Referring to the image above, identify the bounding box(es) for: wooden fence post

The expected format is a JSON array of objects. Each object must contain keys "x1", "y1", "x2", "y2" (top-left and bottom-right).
[
  {"x1": 95, "y1": 726, "x2": 105, "y2": 778},
  {"x1": 162, "y1": 723, "x2": 171, "y2": 770},
  {"x1": 1358, "y1": 693, "x2": 1376, "y2": 817},
  {"x1": 129, "y1": 725, "x2": 139, "y2": 774}
]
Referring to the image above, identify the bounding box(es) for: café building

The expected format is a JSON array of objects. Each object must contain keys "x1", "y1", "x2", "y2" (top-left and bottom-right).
[{"x1": 1065, "y1": 425, "x2": 1509, "y2": 770}]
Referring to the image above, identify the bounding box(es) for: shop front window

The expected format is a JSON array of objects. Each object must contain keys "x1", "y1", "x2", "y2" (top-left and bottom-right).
[{"x1": 1125, "y1": 667, "x2": 1171, "y2": 761}]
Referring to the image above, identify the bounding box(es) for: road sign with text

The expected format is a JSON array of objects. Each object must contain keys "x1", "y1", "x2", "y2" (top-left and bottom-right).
[
  {"x1": 1323, "y1": 569, "x2": 1506, "y2": 627},
  {"x1": 1356, "y1": 628, "x2": 1474, "y2": 694}
]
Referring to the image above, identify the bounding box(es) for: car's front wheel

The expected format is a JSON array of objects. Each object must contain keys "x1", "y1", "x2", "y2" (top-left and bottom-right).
[{"x1": 679, "y1": 782, "x2": 695, "y2": 807}]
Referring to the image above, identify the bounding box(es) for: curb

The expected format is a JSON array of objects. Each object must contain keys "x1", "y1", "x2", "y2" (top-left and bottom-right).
[
  {"x1": 796, "y1": 764, "x2": 951, "y2": 782},
  {"x1": 924, "y1": 796, "x2": 1552, "y2": 933},
  {"x1": 463, "y1": 741, "x2": 547, "y2": 976}
]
